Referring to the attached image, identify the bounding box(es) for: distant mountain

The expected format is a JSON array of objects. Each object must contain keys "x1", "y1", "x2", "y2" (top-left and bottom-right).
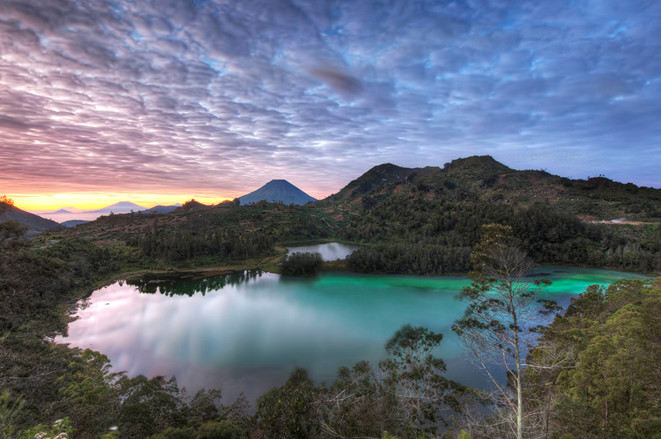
[
  {"x1": 86, "y1": 201, "x2": 146, "y2": 214},
  {"x1": 141, "y1": 204, "x2": 181, "y2": 214},
  {"x1": 1, "y1": 202, "x2": 62, "y2": 237},
  {"x1": 238, "y1": 180, "x2": 317, "y2": 206},
  {"x1": 60, "y1": 220, "x2": 89, "y2": 228},
  {"x1": 36, "y1": 202, "x2": 170, "y2": 223}
]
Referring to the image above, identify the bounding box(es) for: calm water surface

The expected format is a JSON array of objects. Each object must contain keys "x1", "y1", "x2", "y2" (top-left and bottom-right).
[{"x1": 57, "y1": 265, "x2": 647, "y2": 403}]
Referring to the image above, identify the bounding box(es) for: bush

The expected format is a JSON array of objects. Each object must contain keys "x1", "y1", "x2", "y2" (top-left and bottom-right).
[{"x1": 280, "y1": 252, "x2": 323, "y2": 276}]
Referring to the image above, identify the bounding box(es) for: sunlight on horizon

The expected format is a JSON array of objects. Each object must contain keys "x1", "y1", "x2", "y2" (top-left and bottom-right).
[{"x1": 12, "y1": 193, "x2": 236, "y2": 212}]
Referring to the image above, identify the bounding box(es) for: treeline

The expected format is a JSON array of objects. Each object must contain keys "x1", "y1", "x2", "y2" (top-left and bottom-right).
[
  {"x1": 348, "y1": 243, "x2": 471, "y2": 274},
  {"x1": 343, "y1": 197, "x2": 661, "y2": 274},
  {"x1": 127, "y1": 228, "x2": 274, "y2": 264}
]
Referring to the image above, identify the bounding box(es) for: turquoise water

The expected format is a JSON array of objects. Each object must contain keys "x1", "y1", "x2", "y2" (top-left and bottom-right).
[{"x1": 57, "y1": 266, "x2": 647, "y2": 403}]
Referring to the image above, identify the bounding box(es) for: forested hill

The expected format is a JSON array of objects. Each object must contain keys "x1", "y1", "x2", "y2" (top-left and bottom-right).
[
  {"x1": 0, "y1": 201, "x2": 62, "y2": 237},
  {"x1": 52, "y1": 155, "x2": 661, "y2": 274},
  {"x1": 321, "y1": 156, "x2": 661, "y2": 275},
  {"x1": 325, "y1": 155, "x2": 661, "y2": 221}
]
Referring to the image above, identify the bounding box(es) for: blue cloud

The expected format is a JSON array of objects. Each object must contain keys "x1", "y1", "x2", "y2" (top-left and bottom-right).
[{"x1": 0, "y1": 0, "x2": 660, "y2": 200}]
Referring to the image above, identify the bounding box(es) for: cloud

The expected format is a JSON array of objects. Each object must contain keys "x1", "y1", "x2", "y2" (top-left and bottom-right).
[{"x1": 0, "y1": 0, "x2": 660, "y2": 206}]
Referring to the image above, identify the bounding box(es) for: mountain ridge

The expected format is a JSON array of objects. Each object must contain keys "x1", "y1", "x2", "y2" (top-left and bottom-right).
[{"x1": 324, "y1": 155, "x2": 661, "y2": 220}]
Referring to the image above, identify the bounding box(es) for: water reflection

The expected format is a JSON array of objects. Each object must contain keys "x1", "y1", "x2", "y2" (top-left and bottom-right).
[
  {"x1": 286, "y1": 242, "x2": 359, "y2": 261},
  {"x1": 58, "y1": 266, "x2": 647, "y2": 404},
  {"x1": 128, "y1": 269, "x2": 264, "y2": 296}
]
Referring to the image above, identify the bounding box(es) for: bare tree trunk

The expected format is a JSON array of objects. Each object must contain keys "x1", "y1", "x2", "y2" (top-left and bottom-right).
[
  {"x1": 514, "y1": 327, "x2": 524, "y2": 439},
  {"x1": 517, "y1": 368, "x2": 523, "y2": 439},
  {"x1": 511, "y1": 281, "x2": 524, "y2": 439}
]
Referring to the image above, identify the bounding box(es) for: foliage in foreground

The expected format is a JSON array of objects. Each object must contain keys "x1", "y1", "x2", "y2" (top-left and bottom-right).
[
  {"x1": 457, "y1": 278, "x2": 661, "y2": 439},
  {"x1": 257, "y1": 325, "x2": 466, "y2": 439},
  {"x1": 523, "y1": 278, "x2": 661, "y2": 439}
]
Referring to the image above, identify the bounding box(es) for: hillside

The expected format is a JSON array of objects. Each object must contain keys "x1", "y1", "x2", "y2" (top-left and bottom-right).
[
  {"x1": 141, "y1": 204, "x2": 180, "y2": 214},
  {"x1": 324, "y1": 155, "x2": 661, "y2": 221},
  {"x1": 50, "y1": 155, "x2": 661, "y2": 274},
  {"x1": 320, "y1": 156, "x2": 661, "y2": 274},
  {"x1": 239, "y1": 180, "x2": 316, "y2": 205},
  {"x1": 0, "y1": 201, "x2": 62, "y2": 237},
  {"x1": 61, "y1": 220, "x2": 89, "y2": 228}
]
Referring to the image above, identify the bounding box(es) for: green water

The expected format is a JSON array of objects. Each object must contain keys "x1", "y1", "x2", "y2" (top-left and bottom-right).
[{"x1": 57, "y1": 266, "x2": 647, "y2": 403}]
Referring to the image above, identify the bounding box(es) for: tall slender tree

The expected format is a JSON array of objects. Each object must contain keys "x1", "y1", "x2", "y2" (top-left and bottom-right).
[{"x1": 453, "y1": 224, "x2": 550, "y2": 439}]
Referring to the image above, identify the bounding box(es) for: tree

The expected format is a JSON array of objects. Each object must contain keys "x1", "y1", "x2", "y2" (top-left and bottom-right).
[
  {"x1": 317, "y1": 325, "x2": 465, "y2": 438},
  {"x1": 0, "y1": 220, "x2": 27, "y2": 249},
  {"x1": 256, "y1": 368, "x2": 318, "y2": 439},
  {"x1": 453, "y1": 224, "x2": 551, "y2": 439},
  {"x1": 280, "y1": 252, "x2": 323, "y2": 276},
  {"x1": 524, "y1": 279, "x2": 661, "y2": 439},
  {"x1": 0, "y1": 195, "x2": 14, "y2": 210},
  {"x1": 380, "y1": 325, "x2": 463, "y2": 435}
]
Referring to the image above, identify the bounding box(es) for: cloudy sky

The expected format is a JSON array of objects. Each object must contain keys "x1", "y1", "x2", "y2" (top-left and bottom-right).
[{"x1": 1, "y1": 0, "x2": 660, "y2": 210}]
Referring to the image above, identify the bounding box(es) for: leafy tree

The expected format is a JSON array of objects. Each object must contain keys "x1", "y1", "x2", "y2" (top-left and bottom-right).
[
  {"x1": 525, "y1": 279, "x2": 661, "y2": 439},
  {"x1": 0, "y1": 220, "x2": 27, "y2": 249},
  {"x1": 318, "y1": 361, "x2": 397, "y2": 438},
  {"x1": 256, "y1": 368, "x2": 318, "y2": 439},
  {"x1": 56, "y1": 350, "x2": 121, "y2": 438},
  {"x1": 453, "y1": 224, "x2": 551, "y2": 439},
  {"x1": 117, "y1": 376, "x2": 187, "y2": 438},
  {"x1": 280, "y1": 252, "x2": 323, "y2": 275},
  {"x1": 318, "y1": 325, "x2": 466, "y2": 438},
  {"x1": 380, "y1": 325, "x2": 463, "y2": 435}
]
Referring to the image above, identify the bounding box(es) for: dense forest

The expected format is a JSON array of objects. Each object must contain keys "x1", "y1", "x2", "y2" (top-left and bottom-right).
[{"x1": 344, "y1": 199, "x2": 661, "y2": 275}]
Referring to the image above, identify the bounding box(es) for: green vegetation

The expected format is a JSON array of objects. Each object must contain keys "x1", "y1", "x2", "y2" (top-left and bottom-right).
[
  {"x1": 256, "y1": 325, "x2": 466, "y2": 439},
  {"x1": 280, "y1": 252, "x2": 323, "y2": 276},
  {"x1": 1, "y1": 223, "x2": 468, "y2": 438},
  {"x1": 1, "y1": 157, "x2": 660, "y2": 438},
  {"x1": 522, "y1": 279, "x2": 661, "y2": 439},
  {"x1": 2, "y1": 219, "x2": 660, "y2": 438},
  {"x1": 345, "y1": 199, "x2": 661, "y2": 274}
]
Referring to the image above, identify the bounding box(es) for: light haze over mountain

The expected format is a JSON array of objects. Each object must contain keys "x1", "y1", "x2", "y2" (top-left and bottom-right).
[{"x1": 34, "y1": 202, "x2": 180, "y2": 223}]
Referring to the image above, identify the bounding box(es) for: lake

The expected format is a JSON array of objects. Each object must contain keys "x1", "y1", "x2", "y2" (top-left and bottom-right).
[{"x1": 56, "y1": 261, "x2": 647, "y2": 404}]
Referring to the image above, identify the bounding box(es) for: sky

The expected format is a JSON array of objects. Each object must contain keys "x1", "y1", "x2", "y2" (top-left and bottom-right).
[{"x1": 1, "y1": 0, "x2": 661, "y2": 211}]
